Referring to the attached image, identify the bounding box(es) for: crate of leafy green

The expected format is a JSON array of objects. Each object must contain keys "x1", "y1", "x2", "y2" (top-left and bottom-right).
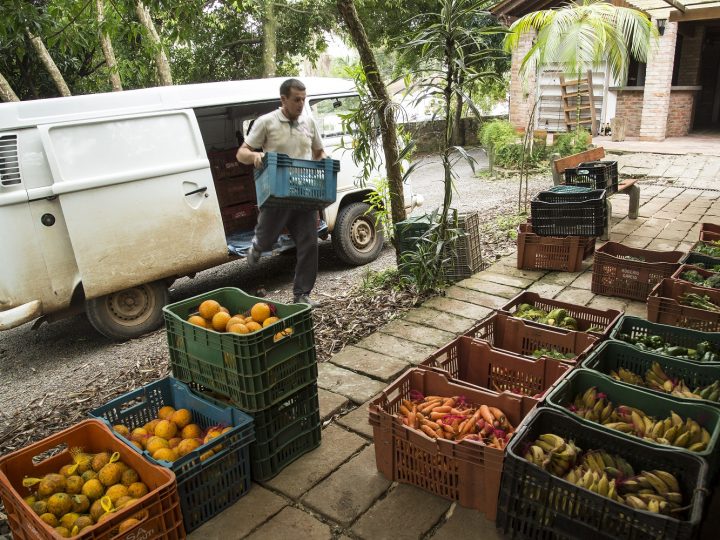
[
  {"x1": 610, "y1": 315, "x2": 720, "y2": 364},
  {"x1": 648, "y1": 278, "x2": 720, "y2": 332},
  {"x1": 672, "y1": 264, "x2": 720, "y2": 290},
  {"x1": 690, "y1": 240, "x2": 720, "y2": 258},
  {"x1": 680, "y1": 251, "x2": 720, "y2": 271},
  {"x1": 465, "y1": 312, "x2": 598, "y2": 365},
  {"x1": 700, "y1": 223, "x2": 720, "y2": 242}
]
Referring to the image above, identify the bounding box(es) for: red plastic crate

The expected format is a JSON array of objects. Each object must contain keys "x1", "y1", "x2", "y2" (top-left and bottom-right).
[
  {"x1": 648, "y1": 278, "x2": 720, "y2": 331},
  {"x1": 0, "y1": 419, "x2": 184, "y2": 540},
  {"x1": 700, "y1": 222, "x2": 720, "y2": 242},
  {"x1": 208, "y1": 148, "x2": 244, "y2": 181},
  {"x1": 672, "y1": 264, "x2": 720, "y2": 290},
  {"x1": 216, "y1": 174, "x2": 256, "y2": 208},
  {"x1": 221, "y1": 202, "x2": 257, "y2": 234},
  {"x1": 516, "y1": 223, "x2": 595, "y2": 272}
]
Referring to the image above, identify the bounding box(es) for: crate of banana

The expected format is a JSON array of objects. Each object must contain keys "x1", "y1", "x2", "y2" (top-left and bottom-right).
[
  {"x1": 545, "y1": 369, "x2": 720, "y2": 471},
  {"x1": 581, "y1": 341, "x2": 720, "y2": 407},
  {"x1": 497, "y1": 408, "x2": 708, "y2": 540}
]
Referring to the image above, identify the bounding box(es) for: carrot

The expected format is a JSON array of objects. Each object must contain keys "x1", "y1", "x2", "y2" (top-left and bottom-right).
[
  {"x1": 488, "y1": 406, "x2": 507, "y2": 424},
  {"x1": 450, "y1": 408, "x2": 471, "y2": 416},
  {"x1": 418, "y1": 399, "x2": 441, "y2": 413},
  {"x1": 421, "y1": 418, "x2": 441, "y2": 431},
  {"x1": 435, "y1": 428, "x2": 446, "y2": 439},
  {"x1": 408, "y1": 411, "x2": 417, "y2": 429},
  {"x1": 442, "y1": 397, "x2": 456, "y2": 407},
  {"x1": 402, "y1": 399, "x2": 414, "y2": 410},
  {"x1": 430, "y1": 411, "x2": 448, "y2": 420},
  {"x1": 425, "y1": 395, "x2": 444, "y2": 402},
  {"x1": 460, "y1": 409, "x2": 482, "y2": 436},
  {"x1": 420, "y1": 425, "x2": 438, "y2": 438},
  {"x1": 433, "y1": 405, "x2": 452, "y2": 414},
  {"x1": 399, "y1": 404, "x2": 411, "y2": 417},
  {"x1": 479, "y1": 405, "x2": 495, "y2": 426},
  {"x1": 442, "y1": 423, "x2": 455, "y2": 436}
]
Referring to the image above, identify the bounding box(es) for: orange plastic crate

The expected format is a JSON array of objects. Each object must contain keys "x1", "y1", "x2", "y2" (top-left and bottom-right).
[{"x1": 516, "y1": 223, "x2": 595, "y2": 272}]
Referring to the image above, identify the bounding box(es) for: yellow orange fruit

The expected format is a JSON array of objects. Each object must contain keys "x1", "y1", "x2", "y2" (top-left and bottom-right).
[
  {"x1": 212, "y1": 311, "x2": 232, "y2": 332},
  {"x1": 47, "y1": 493, "x2": 73, "y2": 518},
  {"x1": 274, "y1": 327, "x2": 293, "y2": 342},
  {"x1": 89, "y1": 499, "x2": 106, "y2": 522},
  {"x1": 250, "y1": 302, "x2": 271, "y2": 323},
  {"x1": 81, "y1": 478, "x2": 104, "y2": 500},
  {"x1": 228, "y1": 323, "x2": 249, "y2": 334},
  {"x1": 130, "y1": 440, "x2": 143, "y2": 451},
  {"x1": 158, "y1": 406, "x2": 176, "y2": 420},
  {"x1": 74, "y1": 515, "x2": 93, "y2": 532},
  {"x1": 65, "y1": 475, "x2": 84, "y2": 495},
  {"x1": 127, "y1": 481, "x2": 149, "y2": 498},
  {"x1": 59, "y1": 512, "x2": 79, "y2": 530},
  {"x1": 245, "y1": 321, "x2": 262, "y2": 332},
  {"x1": 105, "y1": 484, "x2": 129, "y2": 504},
  {"x1": 145, "y1": 436, "x2": 169, "y2": 455},
  {"x1": 71, "y1": 494, "x2": 90, "y2": 514},
  {"x1": 152, "y1": 447, "x2": 177, "y2": 462},
  {"x1": 225, "y1": 316, "x2": 245, "y2": 331},
  {"x1": 130, "y1": 427, "x2": 148, "y2": 443},
  {"x1": 168, "y1": 437, "x2": 182, "y2": 449},
  {"x1": 263, "y1": 316, "x2": 280, "y2": 327},
  {"x1": 219, "y1": 306, "x2": 230, "y2": 314},
  {"x1": 113, "y1": 424, "x2": 130, "y2": 438},
  {"x1": 98, "y1": 462, "x2": 124, "y2": 487},
  {"x1": 188, "y1": 315, "x2": 208, "y2": 328},
  {"x1": 176, "y1": 438, "x2": 202, "y2": 457},
  {"x1": 170, "y1": 408, "x2": 192, "y2": 429},
  {"x1": 154, "y1": 419, "x2": 177, "y2": 440},
  {"x1": 54, "y1": 526, "x2": 71, "y2": 538},
  {"x1": 144, "y1": 419, "x2": 160, "y2": 435},
  {"x1": 39, "y1": 513, "x2": 58, "y2": 527},
  {"x1": 198, "y1": 300, "x2": 221, "y2": 320},
  {"x1": 114, "y1": 495, "x2": 134, "y2": 509},
  {"x1": 91, "y1": 452, "x2": 111, "y2": 472},
  {"x1": 81, "y1": 470, "x2": 98, "y2": 483},
  {"x1": 181, "y1": 423, "x2": 202, "y2": 439},
  {"x1": 121, "y1": 468, "x2": 139, "y2": 487}
]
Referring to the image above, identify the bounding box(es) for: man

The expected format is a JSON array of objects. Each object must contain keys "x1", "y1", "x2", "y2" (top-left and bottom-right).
[{"x1": 237, "y1": 78, "x2": 326, "y2": 307}]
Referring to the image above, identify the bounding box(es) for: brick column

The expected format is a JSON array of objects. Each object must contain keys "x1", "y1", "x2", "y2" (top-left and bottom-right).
[
  {"x1": 509, "y1": 32, "x2": 536, "y2": 131},
  {"x1": 639, "y1": 20, "x2": 678, "y2": 141},
  {"x1": 677, "y1": 26, "x2": 705, "y2": 86}
]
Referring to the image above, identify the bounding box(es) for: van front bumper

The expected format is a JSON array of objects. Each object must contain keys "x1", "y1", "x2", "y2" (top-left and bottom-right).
[{"x1": 0, "y1": 300, "x2": 42, "y2": 331}]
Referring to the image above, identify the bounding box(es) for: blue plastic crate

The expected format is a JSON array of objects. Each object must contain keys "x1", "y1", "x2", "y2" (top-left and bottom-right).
[
  {"x1": 254, "y1": 152, "x2": 339, "y2": 209},
  {"x1": 89, "y1": 376, "x2": 255, "y2": 533}
]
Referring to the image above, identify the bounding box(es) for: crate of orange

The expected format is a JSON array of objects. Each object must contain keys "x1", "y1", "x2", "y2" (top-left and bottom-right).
[
  {"x1": 89, "y1": 377, "x2": 254, "y2": 533},
  {"x1": 0, "y1": 419, "x2": 183, "y2": 540},
  {"x1": 163, "y1": 287, "x2": 317, "y2": 411}
]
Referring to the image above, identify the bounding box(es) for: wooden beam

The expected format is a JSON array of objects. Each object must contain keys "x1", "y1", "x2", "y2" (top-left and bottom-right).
[
  {"x1": 661, "y1": 0, "x2": 686, "y2": 13},
  {"x1": 669, "y1": 6, "x2": 720, "y2": 22}
]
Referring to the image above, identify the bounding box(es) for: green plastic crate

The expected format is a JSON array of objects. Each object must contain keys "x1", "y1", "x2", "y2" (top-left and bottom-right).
[
  {"x1": 544, "y1": 369, "x2": 720, "y2": 471},
  {"x1": 609, "y1": 316, "x2": 720, "y2": 365},
  {"x1": 581, "y1": 341, "x2": 720, "y2": 408},
  {"x1": 163, "y1": 287, "x2": 317, "y2": 411}
]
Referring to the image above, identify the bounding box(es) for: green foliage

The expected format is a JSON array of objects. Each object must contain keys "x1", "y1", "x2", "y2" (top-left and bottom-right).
[
  {"x1": 485, "y1": 212, "x2": 527, "y2": 240},
  {"x1": 358, "y1": 268, "x2": 404, "y2": 295},
  {"x1": 364, "y1": 176, "x2": 395, "y2": 240},
  {"x1": 479, "y1": 119, "x2": 516, "y2": 149},
  {"x1": 552, "y1": 129, "x2": 592, "y2": 157},
  {"x1": 495, "y1": 142, "x2": 546, "y2": 170}
]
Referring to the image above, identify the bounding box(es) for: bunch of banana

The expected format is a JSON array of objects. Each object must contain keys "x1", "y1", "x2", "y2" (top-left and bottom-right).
[
  {"x1": 611, "y1": 362, "x2": 720, "y2": 402},
  {"x1": 610, "y1": 367, "x2": 644, "y2": 387},
  {"x1": 618, "y1": 469, "x2": 684, "y2": 515},
  {"x1": 567, "y1": 387, "x2": 614, "y2": 424},
  {"x1": 523, "y1": 433, "x2": 580, "y2": 477}
]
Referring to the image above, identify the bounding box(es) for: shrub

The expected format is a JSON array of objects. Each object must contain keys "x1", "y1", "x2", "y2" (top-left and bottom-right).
[
  {"x1": 495, "y1": 143, "x2": 547, "y2": 170},
  {"x1": 552, "y1": 129, "x2": 592, "y2": 157},
  {"x1": 479, "y1": 119, "x2": 518, "y2": 173}
]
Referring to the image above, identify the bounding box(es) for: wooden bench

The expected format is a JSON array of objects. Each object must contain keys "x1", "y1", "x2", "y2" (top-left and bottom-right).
[{"x1": 551, "y1": 147, "x2": 639, "y2": 240}]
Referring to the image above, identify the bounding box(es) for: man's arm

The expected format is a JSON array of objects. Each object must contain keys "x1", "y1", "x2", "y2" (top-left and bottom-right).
[
  {"x1": 237, "y1": 142, "x2": 264, "y2": 169},
  {"x1": 312, "y1": 147, "x2": 327, "y2": 160},
  {"x1": 310, "y1": 119, "x2": 326, "y2": 161}
]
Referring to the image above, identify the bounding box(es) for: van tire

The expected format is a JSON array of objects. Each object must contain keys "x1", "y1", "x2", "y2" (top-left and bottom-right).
[
  {"x1": 332, "y1": 202, "x2": 384, "y2": 265},
  {"x1": 85, "y1": 281, "x2": 169, "y2": 340}
]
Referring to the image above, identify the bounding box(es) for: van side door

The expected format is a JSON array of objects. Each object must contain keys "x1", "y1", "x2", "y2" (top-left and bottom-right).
[{"x1": 38, "y1": 110, "x2": 228, "y2": 299}]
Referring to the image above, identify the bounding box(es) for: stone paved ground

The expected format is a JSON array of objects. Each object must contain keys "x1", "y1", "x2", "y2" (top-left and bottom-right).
[{"x1": 189, "y1": 154, "x2": 720, "y2": 540}]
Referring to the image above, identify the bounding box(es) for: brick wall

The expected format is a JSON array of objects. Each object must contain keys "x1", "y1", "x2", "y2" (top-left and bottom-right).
[
  {"x1": 677, "y1": 26, "x2": 705, "y2": 86},
  {"x1": 666, "y1": 90, "x2": 697, "y2": 137},
  {"x1": 400, "y1": 115, "x2": 507, "y2": 153},
  {"x1": 640, "y1": 21, "x2": 678, "y2": 141},
  {"x1": 615, "y1": 91, "x2": 644, "y2": 137},
  {"x1": 509, "y1": 32, "x2": 536, "y2": 131}
]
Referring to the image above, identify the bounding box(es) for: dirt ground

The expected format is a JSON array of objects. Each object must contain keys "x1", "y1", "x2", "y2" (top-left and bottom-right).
[{"x1": 0, "y1": 148, "x2": 548, "y2": 428}]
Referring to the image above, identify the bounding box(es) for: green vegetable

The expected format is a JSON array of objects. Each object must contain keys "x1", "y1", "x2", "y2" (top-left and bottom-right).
[
  {"x1": 532, "y1": 348, "x2": 575, "y2": 361},
  {"x1": 693, "y1": 242, "x2": 720, "y2": 258},
  {"x1": 680, "y1": 293, "x2": 720, "y2": 312},
  {"x1": 616, "y1": 333, "x2": 720, "y2": 362}
]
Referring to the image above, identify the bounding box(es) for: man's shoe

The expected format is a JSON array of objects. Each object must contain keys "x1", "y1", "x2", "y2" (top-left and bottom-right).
[
  {"x1": 246, "y1": 243, "x2": 261, "y2": 266},
  {"x1": 293, "y1": 294, "x2": 320, "y2": 308}
]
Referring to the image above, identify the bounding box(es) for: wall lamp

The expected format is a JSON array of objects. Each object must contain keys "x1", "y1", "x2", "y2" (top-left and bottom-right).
[{"x1": 657, "y1": 19, "x2": 667, "y2": 36}]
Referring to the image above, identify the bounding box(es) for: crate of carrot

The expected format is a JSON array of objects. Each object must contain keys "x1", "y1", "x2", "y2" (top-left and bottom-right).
[{"x1": 369, "y1": 368, "x2": 526, "y2": 521}]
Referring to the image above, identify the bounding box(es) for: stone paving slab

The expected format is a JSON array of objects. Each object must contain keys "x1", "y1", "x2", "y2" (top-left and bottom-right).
[
  {"x1": 429, "y1": 504, "x2": 504, "y2": 540},
  {"x1": 302, "y1": 445, "x2": 391, "y2": 527},
  {"x1": 622, "y1": 234, "x2": 653, "y2": 248},
  {"x1": 484, "y1": 261, "x2": 547, "y2": 280},
  {"x1": 264, "y1": 424, "x2": 367, "y2": 499},
  {"x1": 402, "y1": 307, "x2": 476, "y2": 335},
  {"x1": 569, "y1": 271, "x2": 593, "y2": 290},
  {"x1": 456, "y1": 278, "x2": 523, "y2": 299},
  {"x1": 423, "y1": 296, "x2": 493, "y2": 321},
  {"x1": 318, "y1": 363, "x2": 387, "y2": 404},
  {"x1": 336, "y1": 402, "x2": 375, "y2": 439},
  {"x1": 330, "y1": 345, "x2": 409, "y2": 382},
  {"x1": 351, "y1": 484, "x2": 452, "y2": 540},
  {"x1": 526, "y1": 281, "x2": 565, "y2": 298},
  {"x1": 445, "y1": 286, "x2": 507, "y2": 309},
  {"x1": 379, "y1": 319, "x2": 456, "y2": 348},
  {"x1": 355, "y1": 332, "x2": 437, "y2": 364},
  {"x1": 470, "y1": 271, "x2": 535, "y2": 289},
  {"x1": 245, "y1": 506, "x2": 333, "y2": 540},
  {"x1": 553, "y1": 287, "x2": 595, "y2": 306},
  {"x1": 319, "y1": 388, "x2": 350, "y2": 421}
]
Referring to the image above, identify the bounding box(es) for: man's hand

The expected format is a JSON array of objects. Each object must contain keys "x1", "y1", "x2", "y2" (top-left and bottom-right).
[{"x1": 253, "y1": 152, "x2": 265, "y2": 169}]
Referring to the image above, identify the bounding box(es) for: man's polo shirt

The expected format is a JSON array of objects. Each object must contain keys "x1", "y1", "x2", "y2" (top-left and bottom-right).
[{"x1": 245, "y1": 108, "x2": 324, "y2": 160}]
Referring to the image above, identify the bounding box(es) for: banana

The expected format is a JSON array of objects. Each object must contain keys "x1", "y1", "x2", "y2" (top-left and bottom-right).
[
  {"x1": 608, "y1": 479, "x2": 617, "y2": 501},
  {"x1": 637, "y1": 493, "x2": 666, "y2": 503},
  {"x1": 622, "y1": 479, "x2": 640, "y2": 493},
  {"x1": 701, "y1": 428, "x2": 711, "y2": 445},
  {"x1": 652, "y1": 470, "x2": 680, "y2": 493},
  {"x1": 581, "y1": 387, "x2": 597, "y2": 409},
  {"x1": 674, "y1": 431, "x2": 691, "y2": 448},
  {"x1": 642, "y1": 470, "x2": 669, "y2": 495},
  {"x1": 616, "y1": 456, "x2": 635, "y2": 478},
  {"x1": 600, "y1": 402, "x2": 614, "y2": 423},
  {"x1": 631, "y1": 410, "x2": 646, "y2": 435},
  {"x1": 636, "y1": 475, "x2": 653, "y2": 490},
  {"x1": 604, "y1": 466, "x2": 623, "y2": 480},
  {"x1": 581, "y1": 469, "x2": 594, "y2": 489},
  {"x1": 597, "y1": 474, "x2": 609, "y2": 497},
  {"x1": 656, "y1": 437, "x2": 671, "y2": 445},
  {"x1": 539, "y1": 433, "x2": 565, "y2": 449},
  {"x1": 663, "y1": 425, "x2": 678, "y2": 445},
  {"x1": 625, "y1": 495, "x2": 648, "y2": 510},
  {"x1": 648, "y1": 499, "x2": 660, "y2": 513},
  {"x1": 687, "y1": 419, "x2": 702, "y2": 444},
  {"x1": 530, "y1": 445, "x2": 545, "y2": 464},
  {"x1": 663, "y1": 379, "x2": 675, "y2": 393},
  {"x1": 599, "y1": 450, "x2": 615, "y2": 469},
  {"x1": 589, "y1": 480, "x2": 599, "y2": 494},
  {"x1": 666, "y1": 492, "x2": 683, "y2": 504},
  {"x1": 688, "y1": 441, "x2": 707, "y2": 452},
  {"x1": 643, "y1": 415, "x2": 655, "y2": 436},
  {"x1": 566, "y1": 468, "x2": 579, "y2": 485},
  {"x1": 670, "y1": 411, "x2": 683, "y2": 427},
  {"x1": 651, "y1": 419, "x2": 666, "y2": 439},
  {"x1": 652, "y1": 362, "x2": 669, "y2": 382},
  {"x1": 604, "y1": 422, "x2": 634, "y2": 433}
]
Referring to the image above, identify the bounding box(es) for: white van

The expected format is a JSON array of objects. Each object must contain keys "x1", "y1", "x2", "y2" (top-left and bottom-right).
[{"x1": 0, "y1": 77, "x2": 422, "y2": 339}]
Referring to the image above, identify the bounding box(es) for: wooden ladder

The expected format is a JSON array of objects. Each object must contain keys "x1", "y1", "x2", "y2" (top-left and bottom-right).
[{"x1": 559, "y1": 70, "x2": 597, "y2": 134}]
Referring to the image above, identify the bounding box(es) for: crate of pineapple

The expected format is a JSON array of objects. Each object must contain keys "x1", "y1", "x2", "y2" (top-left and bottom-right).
[
  {"x1": 89, "y1": 376, "x2": 254, "y2": 533},
  {"x1": 465, "y1": 312, "x2": 598, "y2": 364},
  {"x1": 580, "y1": 341, "x2": 720, "y2": 407},
  {"x1": 647, "y1": 278, "x2": 720, "y2": 332},
  {"x1": 496, "y1": 407, "x2": 708, "y2": 540},
  {"x1": 369, "y1": 368, "x2": 528, "y2": 521},
  {"x1": 0, "y1": 419, "x2": 183, "y2": 540},
  {"x1": 419, "y1": 335, "x2": 570, "y2": 416},
  {"x1": 544, "y1": 368, "x2": 720, "y2": 472},
  {"x1": 163, "y1": 287, "x2": 317, "y2": 411}
]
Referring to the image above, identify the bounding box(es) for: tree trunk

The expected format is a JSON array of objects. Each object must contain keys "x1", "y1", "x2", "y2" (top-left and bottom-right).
[
  {"x1": 336, "y1": 0, "x2": 406, "y2": 231},
  {"x1": 452, "y1": 74, "x2": 464, "y2": 146},
  {"x1": 135, "y1": 0, "x2": 173, "y2": 86},
  {"x1": 0, "y1": 71, "x2": 19, "y2": 102},
  {"x1": 262, "y1": 0, "x2": 277, "y2": 77},
  {"x1": 97, "y1": 0, "x2": 123, "y2": 91},
  {"x1": 26, "y1": 30, "x2": 71, "y2": 96}
]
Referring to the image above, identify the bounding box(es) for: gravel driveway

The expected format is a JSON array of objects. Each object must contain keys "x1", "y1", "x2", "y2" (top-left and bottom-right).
[{"x1": 0, "y1": 147, "x2": 548, "y2": 420}]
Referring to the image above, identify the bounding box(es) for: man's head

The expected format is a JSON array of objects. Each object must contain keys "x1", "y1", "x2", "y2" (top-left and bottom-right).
[{"x1": 280, "y1": 79, "x2": 306, "y2": 122}]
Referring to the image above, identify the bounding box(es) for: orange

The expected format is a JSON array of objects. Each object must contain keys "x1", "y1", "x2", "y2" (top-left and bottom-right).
[
  {"x1": 105, "y1": 484, "x2": 128, "y2": 504},
  {"x1": 244, "y1": 316, "x2": 255, "y2": 323},
  {"x1": 198, "y1": 300, "x2": 221, "y2": 320},
  {"x1": 219, "y1": 306, "x2": 230, "y2": 314},
  {"x1": 113, "y1": 424, "x2": 130, "y2": 437},
  {"x1": 145, "y1": 436, "x2": 169, "y2": 455},
  {"x1": 127, "y1": 482, "x2": 149, "y2": 498},
  {"x1": 130, "y1": 427, "x2": 148, "y2": 444},
  {"x1": 176, "y1": 438, "x2": 202, "y2": 457},
  {"x1": 228, "y1": 323, "x2": 249, "y2": 334},
  {"x1": 211, "y1": 311, "x2": 231, "y2": 332},
  {"x1": 170, "y1": 408, "x2": 192, "y2": 429},
  {"x1": 225, "y1": 316, "x2": 245, "y2": 331},
  {"x1": 181, "y1": 423, "x2": 202, "y2": 439},
  {"x1": 250, "y1": 303, "x2": 272, "y2": 323},
  {"x1": 199, "y1": 450, "x2": 214, "y2": 461},
  {"x1": 130, "y1": 440, "x2": 143, "y2": 451},
  {"x1": 144, "y1": 419, "x2": 160, "y2": 435},
  {"x1": 152, "y1": 447, "x2": 177, "y2": 462},
  {"x1": 245, "y1": 321, "x2": 262, "y2": 333},
  {"x1": 274, "y1": 327, "x2": 293, "y2": 342},
  {"x1": 158, "y1": 406, "x2": 175, "y2": 420},
  {"x1": 154, "y1": 419, "x2": 177, "y2": 440},
  {"x1": 262, "y1": 316, "x2": 280, "y2": 327},
  {"x1": 168, "y1": 437, "x2": 182, "y2": 449},
  {"x1": 188, "y1": 315, "x2": 208, "y2": 328}
]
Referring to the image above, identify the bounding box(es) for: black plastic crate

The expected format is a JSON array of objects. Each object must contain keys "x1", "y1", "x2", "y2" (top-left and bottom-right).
[
  {"x1": 681, "y1": 251, "x2": 720, "y2": 271},
  {"x1": 531, "y1": 189, "x2": 606, "y2": 237},
  {"x1": 564, "y1": 160, "x2": 618, "y2": 194},
  {"x1": 496, "y1": 408, "x2": 708, "y2": 540}
]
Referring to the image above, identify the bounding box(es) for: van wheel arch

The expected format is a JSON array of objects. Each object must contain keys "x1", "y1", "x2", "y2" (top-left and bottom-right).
[{"x1": 85, "y1": 280, "x2": 168, "y2": 340}]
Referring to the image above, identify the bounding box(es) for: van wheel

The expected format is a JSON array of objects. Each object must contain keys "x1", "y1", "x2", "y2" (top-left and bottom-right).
[
  {"x1": 85, "y1": 281, "x2": 169, "y2": 340},
  {"x1": 332, "y1": 202, "x2": 384, "y2": 265}
]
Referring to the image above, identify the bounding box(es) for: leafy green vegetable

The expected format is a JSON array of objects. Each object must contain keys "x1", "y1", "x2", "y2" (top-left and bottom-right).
[
  {"x1": 615, "y1": 333, "x2": 720, "y2": 362},
  {"x1": 532, "y1": 348, "x2": 575, "y2": 361}
]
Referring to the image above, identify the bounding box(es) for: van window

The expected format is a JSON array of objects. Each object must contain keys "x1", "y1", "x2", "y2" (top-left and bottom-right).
[
  {"x1": 46, "y1": 113, "x2": 201, "y2": 182},
  {"x1": 312, "y1": 97, "x2": 360, "y2": 138},
  {"x1": 0, "y1": 134, "x2": 21, "y2": 186}
]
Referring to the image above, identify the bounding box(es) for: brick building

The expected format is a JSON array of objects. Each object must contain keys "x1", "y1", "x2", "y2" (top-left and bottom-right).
[{"x1": 492, "y1": 0, "x2": 720, "y2": 141}]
